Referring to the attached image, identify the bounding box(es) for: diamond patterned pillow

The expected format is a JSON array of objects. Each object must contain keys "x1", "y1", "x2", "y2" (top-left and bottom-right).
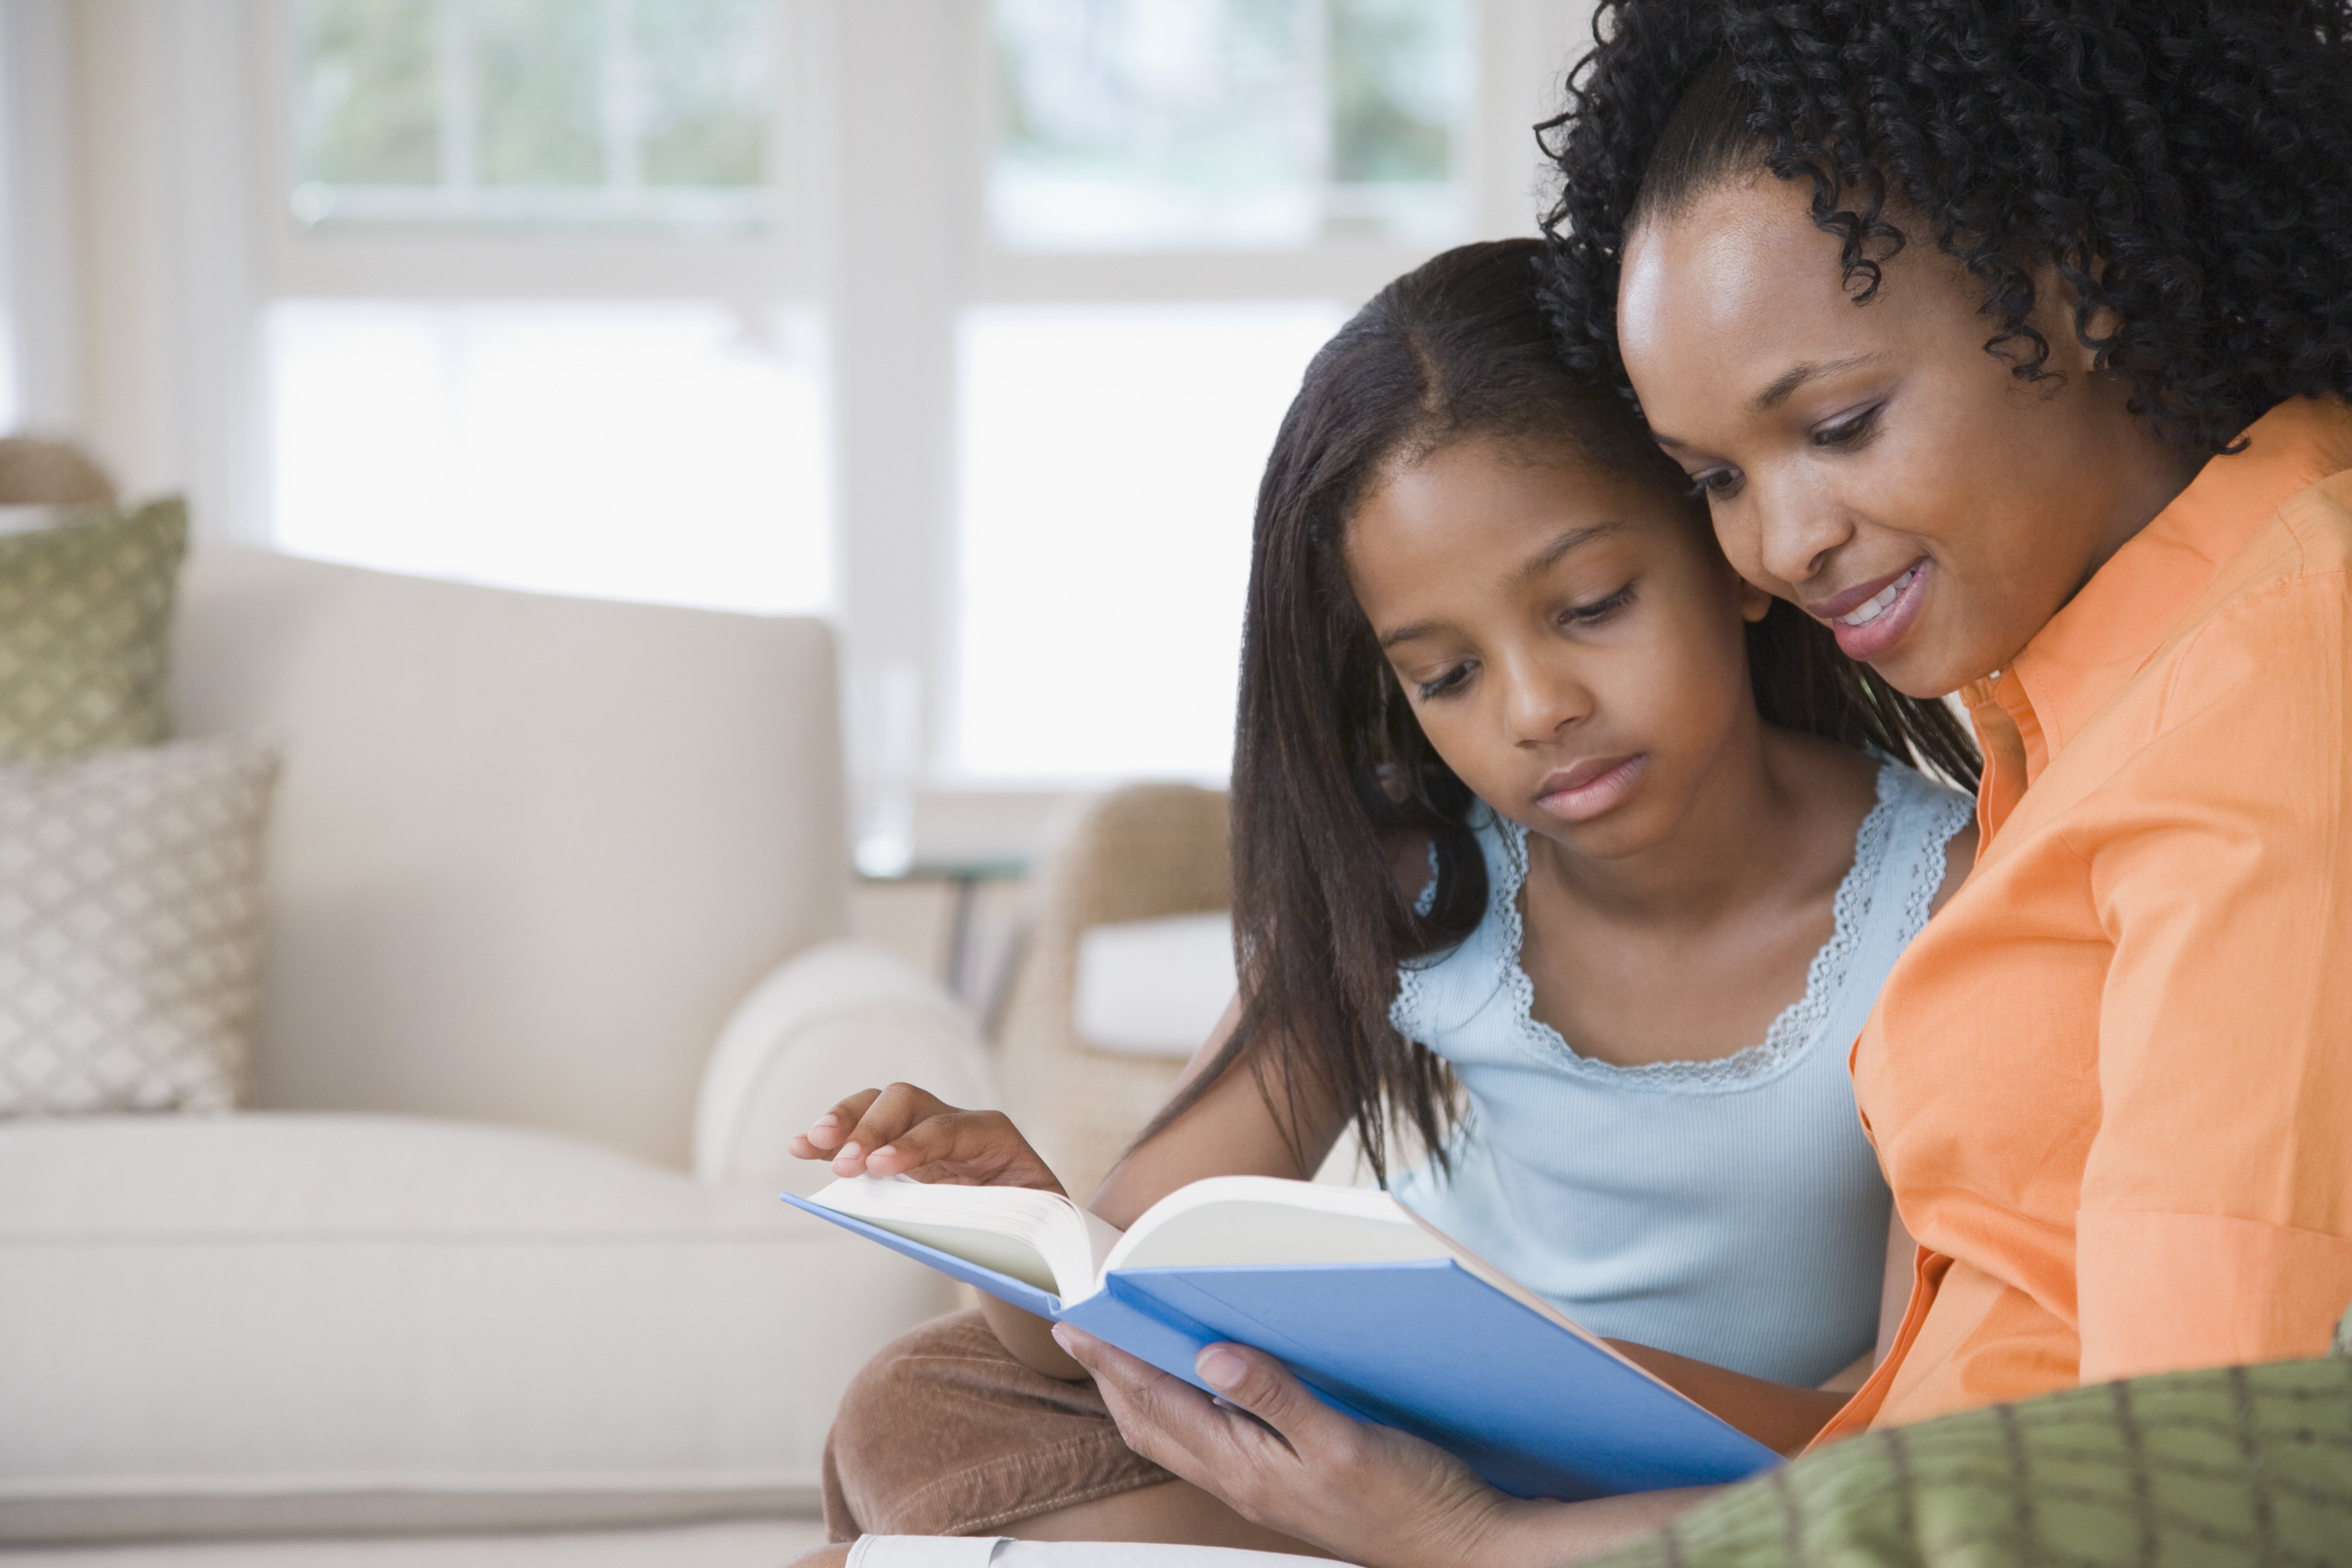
[
  {"x1": 0, "y1": 734, "x2": 278, "y2": 1115},
  {"x1": 0, "y1": 497, "x2": 186, "y2": 761}
]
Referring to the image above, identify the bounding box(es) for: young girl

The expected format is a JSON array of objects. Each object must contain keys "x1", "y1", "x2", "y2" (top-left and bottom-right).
[
  {"x1": 795, "y1": 239, "x2": 1975, "y2": 1559},
  {"x1": 1046, "y1": 5, "x2": 2352, "y2": 1565}
]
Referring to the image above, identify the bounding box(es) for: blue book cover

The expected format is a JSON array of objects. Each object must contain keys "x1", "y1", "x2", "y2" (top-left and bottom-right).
[{"x1": 782, "y1": 1176, "x2": 1780, "y2": 1501}]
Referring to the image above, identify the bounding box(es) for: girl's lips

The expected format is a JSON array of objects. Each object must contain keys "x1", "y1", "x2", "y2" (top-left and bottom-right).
[
  {"x1": 1828, "y1": 559, "x2": 1931, "y2": 663},
  {"x1": 1535, "y1": 753, "x2": 1648, "y2": 824}
]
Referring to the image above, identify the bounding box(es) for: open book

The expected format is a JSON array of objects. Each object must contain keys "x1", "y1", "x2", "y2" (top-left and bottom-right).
[{"x1": 783, "y1": 1175, "x2": 1779, "y2": 1501}]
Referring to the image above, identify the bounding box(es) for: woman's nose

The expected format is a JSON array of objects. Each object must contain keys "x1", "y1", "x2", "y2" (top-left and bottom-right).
[{"x1": 1746, "y1": 472, "x2": 1854, "y2": 589}]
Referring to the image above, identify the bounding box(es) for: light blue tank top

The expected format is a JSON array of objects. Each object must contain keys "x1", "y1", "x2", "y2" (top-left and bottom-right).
[{"x1": 1388, "y1": 761, "x2": 1971, "y2": 1387}]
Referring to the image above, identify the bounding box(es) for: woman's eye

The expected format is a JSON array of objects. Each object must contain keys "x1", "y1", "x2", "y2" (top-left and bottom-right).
[
  {"x1": 1564, "y1": 583, "x2": 1636, "y2": 625},
  {"x1": 1687, "y1": 468, "x2": 1742, "y2": 501},
  {"x1": 1416, "y1": 664, "x2": 1472, "y2": 702},
  {"x1": 1813, "y1": 405, "x2": 1881, "y2": 449}
]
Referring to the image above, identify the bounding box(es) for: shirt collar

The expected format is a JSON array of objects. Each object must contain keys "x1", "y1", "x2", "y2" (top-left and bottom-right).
[{"x1": 1960, "y1": 396, "x2": 2352, "y2": 836}]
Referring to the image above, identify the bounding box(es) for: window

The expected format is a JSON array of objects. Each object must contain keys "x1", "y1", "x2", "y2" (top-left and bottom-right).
[
  {"x1": 268, "y1": 299, "x2": 828, "y2": 613},
  {"x1": 953, "y1": 300, "x2": 1346, "y2": 780},
  {"x1": 942, "y1": 0, "x2": 1487, "y2": 786},
  {"x1": 218, "y1": 2, "x2": 1591, "y2": 818},
  {"x1": 991, "y1": 0, "x2": 1472, "y2": 251},
  {"x1": 263, "y1": 0, "x2": 826, "y2": 616},
  {"x1": 287, "y1": 0, "x2": 774, "y2": 230}
]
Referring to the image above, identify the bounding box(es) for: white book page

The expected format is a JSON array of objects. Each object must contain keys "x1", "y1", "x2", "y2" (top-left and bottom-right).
[
  {"x1": 810, "y1": 1176, "x2": 1124, "y2": 1300},
  {"x1": 1104, "y1": 1176, "x2": 1451, "y2": 1276}
]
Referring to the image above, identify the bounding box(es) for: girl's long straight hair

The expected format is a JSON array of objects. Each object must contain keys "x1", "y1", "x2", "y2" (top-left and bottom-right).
[{"x1": 1141, "y1": 239, "x2": 1978, "y2": 1184}]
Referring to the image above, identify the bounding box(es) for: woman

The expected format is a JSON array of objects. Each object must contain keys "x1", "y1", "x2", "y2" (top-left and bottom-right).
[{"x1": 1037, "y1": 4, "x2": 2352, "y2": 1565}]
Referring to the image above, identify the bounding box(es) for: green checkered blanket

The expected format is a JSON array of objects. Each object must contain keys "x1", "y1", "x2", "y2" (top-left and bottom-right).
[{"x1": 1587, "y1": 1321, "x2": 2352, "y2": 1567}]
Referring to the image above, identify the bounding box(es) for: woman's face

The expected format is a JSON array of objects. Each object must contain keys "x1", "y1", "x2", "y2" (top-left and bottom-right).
[
  {"x1": 1346, "y1": 436, "x2": 1769, "y2": 861},
  {"x1": 1617, "y1": 174, "x2": 2193, "y2": 697}
]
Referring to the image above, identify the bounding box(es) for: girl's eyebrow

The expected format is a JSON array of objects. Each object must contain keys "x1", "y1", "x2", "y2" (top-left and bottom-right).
[
  {"x1": 1508, "y1": 521, "x2": 1628, "y2": 589},
  {"x1": 1377, "y1": 523, "x2": 1626, "y2": 650}
]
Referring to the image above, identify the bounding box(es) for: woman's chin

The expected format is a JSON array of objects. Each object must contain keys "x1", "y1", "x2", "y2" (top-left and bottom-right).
[{"x1": 1867, "y1": 635, "x2": 1996, "y2": 703}]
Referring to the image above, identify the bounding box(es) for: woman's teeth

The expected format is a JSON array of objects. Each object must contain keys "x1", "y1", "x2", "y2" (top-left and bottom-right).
[{"x1": 1839, "y1": 565, "x2": 1919, "y2": 628}]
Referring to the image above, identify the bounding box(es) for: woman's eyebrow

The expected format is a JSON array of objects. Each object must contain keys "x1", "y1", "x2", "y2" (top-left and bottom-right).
[{"x1": 1751, "y1": 352, "x2": 1885, "y2": 413}]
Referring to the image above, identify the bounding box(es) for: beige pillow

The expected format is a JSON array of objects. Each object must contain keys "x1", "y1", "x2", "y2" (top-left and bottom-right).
[
  {"x1": 0, "y1": 497, "x2": 186, "y2": 761},
  {"x1": 0, "y1": 734, "x2": 278, "y2": 1115}
]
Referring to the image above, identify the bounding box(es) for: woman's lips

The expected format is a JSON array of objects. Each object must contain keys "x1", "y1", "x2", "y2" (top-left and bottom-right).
[
  {"x1": 1826, "y1": 560, "x2": 1930, "y2": 663},
  {"x1": 1535, "y1": 753, "x2": 1648, "y2": 824}
]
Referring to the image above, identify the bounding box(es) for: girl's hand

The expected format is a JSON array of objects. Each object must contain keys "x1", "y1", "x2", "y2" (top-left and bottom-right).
[
  {"x1": 788, "y1": 1082, "x2": 1066, "y2": 1195},
  {"x1": 1052, "y1": 1327, "x2": 1713, "y2": 1568}
]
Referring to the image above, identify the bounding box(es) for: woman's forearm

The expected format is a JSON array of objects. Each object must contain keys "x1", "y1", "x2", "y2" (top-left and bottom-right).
[{"x1": 1606, "y1": 1341, "x2": 1850, "y2": 1454}]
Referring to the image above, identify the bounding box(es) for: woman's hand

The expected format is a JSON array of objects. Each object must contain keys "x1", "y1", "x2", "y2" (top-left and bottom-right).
[
  {"x1": 1052, "y1": 1327, "x2": 1711, "y2": 1568},
  {"x1": 789, "y1": 1082, "x2": 1065, "y2": 1195}
]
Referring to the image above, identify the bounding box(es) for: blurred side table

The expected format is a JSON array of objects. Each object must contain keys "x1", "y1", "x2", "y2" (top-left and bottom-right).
[{"x1": 855, "y1": 856, "x2": 1030, "y2": 1036}]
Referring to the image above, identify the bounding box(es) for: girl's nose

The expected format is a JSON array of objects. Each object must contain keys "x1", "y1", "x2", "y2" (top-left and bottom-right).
[{"x1": 1500, "y1": 655, "x2": 1591, "y2": 744}]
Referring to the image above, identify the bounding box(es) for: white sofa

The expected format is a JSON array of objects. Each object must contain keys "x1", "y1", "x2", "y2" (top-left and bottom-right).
[{"x1": 0, "y1": 547, "x2": 990, "y2": 1553}]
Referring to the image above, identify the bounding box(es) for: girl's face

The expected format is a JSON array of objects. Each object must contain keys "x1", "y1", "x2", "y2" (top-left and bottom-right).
[
  {"x1": 1616, "y1": 174, "x2": 2195, "y2": 698},
  {"x1": 1346, "y1": 437, "x2": 1769, "y2": 860}
]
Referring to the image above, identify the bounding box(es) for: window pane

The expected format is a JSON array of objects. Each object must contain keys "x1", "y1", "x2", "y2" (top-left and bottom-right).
[
  {"x1": 990, "y1": 0, "x2": 1468, "y2": 251},
  {"x1": 472, "y1": 0, "x2": 603, "y2": 188},
  {"x1": 289, "y1": 0, "x2": 439, "y2": 186},
  {"x1": 287, "y1": 0, "x2": 775, "y2": 230},
  {"x1": 954, "y1": 302, "x2": 1348, "y2": 781},
  {"x1": 267, "y1": 301, "x2": 830, "y2": 615},
  {"x1": 637, "y1": 2, "x2": 771, "y2": 186}
]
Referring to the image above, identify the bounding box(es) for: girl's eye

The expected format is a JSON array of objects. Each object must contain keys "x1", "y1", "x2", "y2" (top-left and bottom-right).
[
  {"x1": 1416, "y1": 664, "x2": 1473, "y2": 702},
  {"x1": 1687, "y1": 467, "x2": 1742, "y2": 501},
  {"x1": 1564, "y1": 583, "x2": 1636, "y2": 625},
  {"x1": 1813, "y1": 405, "x2": 1881, "y2": 449}
]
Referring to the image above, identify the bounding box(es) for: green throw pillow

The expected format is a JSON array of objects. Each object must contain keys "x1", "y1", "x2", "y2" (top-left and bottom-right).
[
  {"x1": 1587, "y1": 1350, "x2": 2352, "y2": 1568},
  {"x1": 0, "y1": 497, "x2": 186, "y2": 761}
]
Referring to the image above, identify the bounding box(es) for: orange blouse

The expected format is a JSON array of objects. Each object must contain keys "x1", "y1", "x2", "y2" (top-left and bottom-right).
[{"x1": 1821, "y1": 396, "x2": 2352, "y2": 1441}]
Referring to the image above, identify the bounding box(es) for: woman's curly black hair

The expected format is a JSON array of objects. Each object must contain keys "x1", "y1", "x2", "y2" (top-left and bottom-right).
[{"x1": 1538, "y1": 0, "x2": 2352, "y2": 456}]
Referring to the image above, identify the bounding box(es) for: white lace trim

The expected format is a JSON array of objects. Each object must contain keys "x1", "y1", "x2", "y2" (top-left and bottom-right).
[
  {"x1": 1905, "y1": 789, "x2": 1976, "y2": 940},
  {"x1": 1483, "y1": 763, "x2": 1931, "y2": 1092}
]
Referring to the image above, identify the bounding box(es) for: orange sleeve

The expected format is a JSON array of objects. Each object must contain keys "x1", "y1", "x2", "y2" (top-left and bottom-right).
[{"x1": 2073, "y1": 576, "x2": 2352, "y2": 1382}]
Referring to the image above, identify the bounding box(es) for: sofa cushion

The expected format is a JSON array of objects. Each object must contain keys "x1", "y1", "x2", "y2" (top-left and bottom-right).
[
  {"x1": 0, "y1": 734, "x2": 278, "y2": 1116},
  {"x1": 0, "y1": 499, "x2": 184, "y2": 761},
  {"x1": 0, "y1": 1113, "x2": 957, "y2": 1541}
]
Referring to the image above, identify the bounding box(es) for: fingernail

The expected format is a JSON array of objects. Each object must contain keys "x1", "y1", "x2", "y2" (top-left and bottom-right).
[
  {"x1": 1051, "y1": 1324, "x2": 1075, "y2": 1352},
  {"x1": 870, "y1": 1144, "x2": 896, "y2": 1161},
  {"x1": 837, "y1": 1142, "x2": 861, "y2": 1161},
  {"x1": 1197, "y1": 1348, "x2": 1247, "y2": 1389},
  {"x1": 815, "y1": 1114, "x2": 839, "y2": 1126}
]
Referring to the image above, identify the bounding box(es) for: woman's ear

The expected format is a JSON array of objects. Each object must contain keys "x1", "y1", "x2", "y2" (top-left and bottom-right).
[
  {"x1": 1738, "y1": 578, "x2": 1774, "y2": 624},
  {"x1": 2032, "y1": 253, "x2": 2118, "y2": 378}
]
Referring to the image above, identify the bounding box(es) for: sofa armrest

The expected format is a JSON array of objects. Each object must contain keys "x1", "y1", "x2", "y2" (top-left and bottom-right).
[{"x1": 694, "y1": 939, "x2": 995, "y2": 1193}]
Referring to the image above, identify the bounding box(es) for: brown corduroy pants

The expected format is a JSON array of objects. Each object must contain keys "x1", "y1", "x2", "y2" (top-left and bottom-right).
[{"x1": 822, "y1": 1309, "x2": 1174, "y2": 1542}]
